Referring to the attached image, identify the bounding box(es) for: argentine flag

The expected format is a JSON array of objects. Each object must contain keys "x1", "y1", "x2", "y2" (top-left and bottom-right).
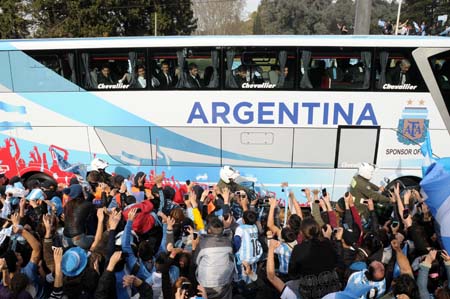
[{"x1": 420, "y1": 135, "x2": 450, "y2": 252}]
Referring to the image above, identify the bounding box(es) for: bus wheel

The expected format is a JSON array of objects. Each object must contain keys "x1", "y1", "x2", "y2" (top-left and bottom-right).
[{"x1": 26, "y1": 173, "x2": 57, "y2": 189}]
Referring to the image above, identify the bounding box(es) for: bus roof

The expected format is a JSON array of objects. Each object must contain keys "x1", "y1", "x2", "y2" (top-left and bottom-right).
[{"x1": 1, "y1": 35, "x2": 450, "y2": 51}]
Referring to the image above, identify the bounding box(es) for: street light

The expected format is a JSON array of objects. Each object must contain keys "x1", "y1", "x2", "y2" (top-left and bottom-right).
[{"x1": 395, "y1": 0, "x2": 402, "y2": 35}]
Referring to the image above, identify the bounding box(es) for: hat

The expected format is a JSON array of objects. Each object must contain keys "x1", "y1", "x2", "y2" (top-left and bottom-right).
[
  {"x1": 69, "y1": 177, "x2": 79, "y2": 186},
  {"x1": 343, "y1": 226, "x2": 360, "y2": 246},
  {"x1": 63, "y1": 184, "x2": 83, "y2": 199},
  {"x1": 47, "y1": 196, "x2": 63, "y2": 216},
  {"x1": 26, "y1": 189, "x2": 45, "y2": 201},
  {"x1": 61, "y1": 247, "x2": 88, "y2": 277}
]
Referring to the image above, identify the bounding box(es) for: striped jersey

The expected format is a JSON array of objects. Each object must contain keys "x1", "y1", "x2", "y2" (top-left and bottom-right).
[
  {"x1": 275, "y1": 240, "x2": 297, "y2": 274},
  {"x1": 235, "y1": 224, "x2": 262, "y2": 264}
]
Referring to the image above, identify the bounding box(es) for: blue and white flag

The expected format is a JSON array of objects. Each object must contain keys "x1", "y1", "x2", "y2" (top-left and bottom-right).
[{"x1": 420, "y1": 162, "x2": 450, "y2": 252}]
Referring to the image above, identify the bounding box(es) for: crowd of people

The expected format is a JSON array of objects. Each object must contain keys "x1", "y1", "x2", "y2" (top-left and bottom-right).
[
  {"x1": 379, "y1": 19, "x2": 450, "y2": 36},
  {"x1": 0, "y1": 161, "x2": 449, "y2": 299}
]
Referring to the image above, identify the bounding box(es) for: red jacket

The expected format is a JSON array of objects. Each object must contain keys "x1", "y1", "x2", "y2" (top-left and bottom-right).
[{"x1": 122, "y1": 200, "x2": 155, "y2": 234}]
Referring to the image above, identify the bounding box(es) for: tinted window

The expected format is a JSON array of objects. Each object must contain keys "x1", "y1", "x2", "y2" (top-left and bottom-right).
[
  {"x1": 375, "y1": 49, "x2": 427, "y2": 92},
  {"x1": 429, "y1": 50, "x2": 450, "y2": 114},
  {"x1": 224, "y1": 48, "x2": 296, "y2": 89},
  {"x1": 299, "y1": 49, "x2": 371, "y2": 90},
  {"x1": 11, "y1": 50, "x2": 78, "y2": 92},
  {"x1": 80, "y1": 50, "x2": 146, "y2": 90},
  {"x1": 150, "y1": 48, "x2": 220, "y2": 90}
]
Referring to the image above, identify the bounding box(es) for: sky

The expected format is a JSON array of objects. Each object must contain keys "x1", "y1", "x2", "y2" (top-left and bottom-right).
[{"x1": 245, "y1": 0, "x2": 261, "y2": 14}]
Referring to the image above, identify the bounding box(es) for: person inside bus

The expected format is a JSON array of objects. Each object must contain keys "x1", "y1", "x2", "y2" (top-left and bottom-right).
[
  {"x1": 157, "y1": 61, "x2": 175, "y2": 89},
  {"x1": 203, "y1": 66, "x2": 214, "y2": 87},
  {"x1": 387, "y1": 59, "x2": 412, "y2": 85},
  {"x1": 135, "y1": 65, "x2": 147, "y2": 89},
  {"x1": 97, "y1": 64, "x2": 116, "y2": 86},
  {"x1": 234, "y1": 65, "x2": 248, "y2": 88},
  {"x1": 187, "y1": 63, "x2": 202, "y2": 89}
]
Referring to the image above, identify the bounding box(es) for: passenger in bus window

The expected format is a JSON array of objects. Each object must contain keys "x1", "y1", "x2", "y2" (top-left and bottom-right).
[
  {"x1": 387, "y1": 59, "x2": 412, "y2": 85},
  {"x1": 136, "y1": 66, "x2": 147, "y2": 89},
  {"x1": 234, "y1": 65, "x2": 248, "y2": 88},
  {"x1": 97, "y1": 65, "x2": 116, "y2": 86},
  {"x1": 187, "y1": 63, "x2": 202, "y2": 89},
  {"x1": 157, "y1": 61, "x2": 175, "y2": 89}
]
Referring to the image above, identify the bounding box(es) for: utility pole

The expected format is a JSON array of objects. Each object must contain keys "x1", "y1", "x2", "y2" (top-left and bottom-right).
[
  {"x1": 395, "y1": 0, "x2": 403, "y2": 35},
  {"x1": 354, "y1": 0, "x2": 372, "y2": 34}
]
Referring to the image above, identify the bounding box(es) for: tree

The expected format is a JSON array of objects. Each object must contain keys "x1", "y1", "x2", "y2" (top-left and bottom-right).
[
  {"x1": 192, "y1": 0, "x2": 246, "y2": 35},
  {"x1": 0, "y1": 0, "x2": 30, "y2": 38},
  {"x1": 255, "y1": 0, "x2": 332, "y2": 35},
  {"x1": 370, "y1": 0, "x2": 397, "y2": 34},
  {"x1": 30, "y1": 0, "x2": 197, "y2": 37}
]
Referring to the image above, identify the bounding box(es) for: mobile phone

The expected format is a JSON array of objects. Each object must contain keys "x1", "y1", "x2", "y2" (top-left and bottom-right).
[
  {"x1": 181, "y1": 281, "x2": 191, "y2": 290},
  {"x1": 392, "y1": 221, "x2": 399, "y2": 228},
  {"x1": 314, "y1": 199, "x2": 320, "y2": 203},
  {"x1": 183, "y1": 194, "x2": 189, "y2": 201},
  {"x1": 360, "y1": 198, "x2": 368, "y2": 205},
  {"x1": 235, "y1": 191, "x2": 241, "y2": 196},
  {"x1": 301, "y1": 188, "x2": 306, "y2": 192},
  {"x1": 322, "y1": 188, "x2": 327, "y2": 197},
  {"x1": 208, "y1": 185, "x2": 214, "y2": 189},
  {"x1": 193, "y1": 232, "x2": 198, "y2": 240},
  {"x1": 344, "y1": 191, "x2": 349, "y2": 198}
]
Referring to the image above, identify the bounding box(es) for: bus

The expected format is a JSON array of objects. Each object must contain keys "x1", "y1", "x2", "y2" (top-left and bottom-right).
[{"x1": 0, "y1": 35, "x2": 449, "y2": 200}]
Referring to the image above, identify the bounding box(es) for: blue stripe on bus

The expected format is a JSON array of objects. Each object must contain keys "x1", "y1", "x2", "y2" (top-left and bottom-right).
[{"x1": 20, "y1": 92, "x2": 290, "y2": 166}]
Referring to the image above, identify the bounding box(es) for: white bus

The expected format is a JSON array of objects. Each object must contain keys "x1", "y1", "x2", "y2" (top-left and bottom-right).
[{"x1": 0, "y1": 35, "x2": 449, "y2": 199}]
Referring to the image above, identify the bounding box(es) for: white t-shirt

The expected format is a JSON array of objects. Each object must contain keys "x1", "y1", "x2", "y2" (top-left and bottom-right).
[{"x1": 280, "y1": 286, "x2": 298, "y2": 299}]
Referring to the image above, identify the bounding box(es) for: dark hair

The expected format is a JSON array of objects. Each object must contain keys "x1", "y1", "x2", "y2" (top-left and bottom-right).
[
  {"x1": 87, "y1": 171, "x2": 100, "y2": 183},
  {"x1": 10, "y1": 272, "x2": 29, "y2": 297},
  {"x1": 188, "y1": 63, "x2": 198, "y2": 71},
  {"x1": 288, "y1": 214, "x2": 302, "y2": 235},
  {"x1": 134, "y1": 172, "x2": 146, "y2": 187},
  {"x1": 101, "y1": 64, "x2": 110, "y2": 71},
  {"x1": 281, "y1": 227, "x2": 297, "y2": 243},
  {"x1": 112, "y1": 175, "x2": 125, "y2": 188},
  {"x1": 207, "y1": 217, "x2": 224, "y2": 235},
  {"x1": 124, "y1": 195, "x2": 136, "y2": 206},
  {"x1": 138, "y1": 240, "x2": 154, "y2": 261},
  {"x1": 237, "y1": 65, "x2": 247, "y2": 72},
  {"x1": 392, "y1": 274, "x2": 420, "y2": 299},
  {"x1": 300, "y1": 217, "x2": 321, "y2": 240},
  {"x1": 243, "y1": 210, "x2": 257, "y2": 225}
]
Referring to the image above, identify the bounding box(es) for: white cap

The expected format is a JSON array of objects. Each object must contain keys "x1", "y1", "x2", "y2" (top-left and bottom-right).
[
  {"x1": 358, "y1": 163, "x2": 375, "y2": 180},
  {"x1": 90, "y1": 158, "x2": 108, "y2": 171},
  {"x1": 220, "y1": 166, "x2": 240, "y2": 184}
]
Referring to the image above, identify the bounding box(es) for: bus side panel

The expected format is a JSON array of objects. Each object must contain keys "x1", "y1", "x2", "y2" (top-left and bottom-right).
[
  {"x1": 0, "y1": 128, "x2": 19, "y2": 178},
  {"x1": 0, "y1": 52, "x2": 13, "y2": 92},
  {"x1": 13, "y1": 126, "x2": 91, "y2": 183}
]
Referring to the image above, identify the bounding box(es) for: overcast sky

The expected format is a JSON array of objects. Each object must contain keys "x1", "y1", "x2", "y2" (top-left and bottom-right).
[{"x1": 245, "y1": 0, "x2": 261, "y2": 14}]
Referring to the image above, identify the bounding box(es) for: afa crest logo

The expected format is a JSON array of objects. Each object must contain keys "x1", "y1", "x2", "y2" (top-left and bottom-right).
[{"x1": 397, "y1": 100, "x2": 429, "y2": 145}]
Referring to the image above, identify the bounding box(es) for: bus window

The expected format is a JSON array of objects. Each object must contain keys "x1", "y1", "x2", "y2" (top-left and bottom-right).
[
  {"x1": 299, "y1": 49, "x2": 371, "y2": 90},
  {"x1": 11, "y1": 50, "x2": 78, "y2": 92},
  {"x1": 150, "y1": 48, "x2": 220, "y2": 90},
  {"x1": 375, "y1": 49, "x2": 427, "y2": 92},
  {"x1": 429, "y1": 50, "x2": 450, "y2": 90},
  {"x1": 429, "y1": 50, "x2": 450, "y2": 113},
  {"x1": 80, "y1": 50, "x2": 146, "y2": 90},
  {"x1": 224, "y1": 48, "x2": 296, "y2": 89}
]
